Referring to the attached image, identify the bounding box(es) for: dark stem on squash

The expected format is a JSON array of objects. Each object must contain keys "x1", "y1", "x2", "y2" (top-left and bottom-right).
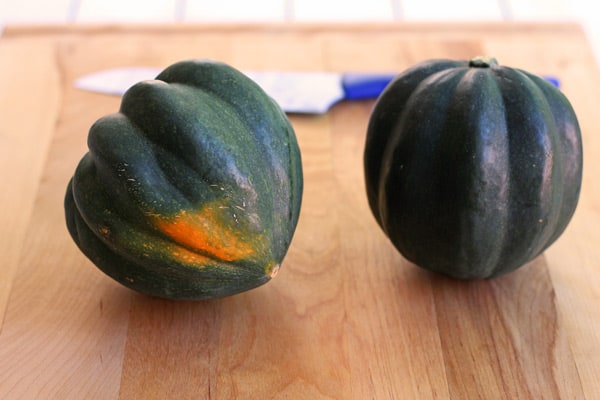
[{"x1": 469, "y1": 56, "x2": 499, "y2": 68}]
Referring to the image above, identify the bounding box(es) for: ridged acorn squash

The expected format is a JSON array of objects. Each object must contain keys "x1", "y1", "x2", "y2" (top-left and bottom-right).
[
  {"x1": 65, "y1": 59, "x2": 303, "y2": 300},
  {"x1": 364, "y1": 57, "x2": 582, "y2": 279}
]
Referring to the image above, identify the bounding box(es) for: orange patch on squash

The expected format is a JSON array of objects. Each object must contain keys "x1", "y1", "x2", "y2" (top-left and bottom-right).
[
  {"x1": 155, "y1": 202, "x2": 256, "y2": 263},
  {"x1": 170, "y1": 247, "x2": 212, "y2": 266}
]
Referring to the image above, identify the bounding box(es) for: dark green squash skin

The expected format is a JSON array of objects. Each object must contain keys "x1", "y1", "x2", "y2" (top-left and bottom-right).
[
  {"x1": 65, "y1": 59, "x2": 303, "y2": 300},
  {"x1": 364, "y1": 57, "x2": 583, "y2": 279}
]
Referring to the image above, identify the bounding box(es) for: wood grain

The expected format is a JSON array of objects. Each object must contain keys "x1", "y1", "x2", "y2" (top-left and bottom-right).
[
  {"x1": 431, "y1": 259, "x2": 584, "y2": 399},
  {"x1": 118, "y1": 297, "x2": 221, "y2": 398},
  {"x1": 0, "y1": 38, "x2": 60, "y2": 325},
  {"x1": 0, "y1": 23, "x2": 598, "y2": 399},
  {"x1": 0, "y1": 77, "x2": 130, "y2": 399}
]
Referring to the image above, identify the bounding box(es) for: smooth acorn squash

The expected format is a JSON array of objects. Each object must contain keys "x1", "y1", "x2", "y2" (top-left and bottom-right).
[
  {"x1": 364, "y1": 57, "x2": 583, "y2": 279},
  {"x1": 65, "y1": 59, "x2": 303, "y2": 300}
]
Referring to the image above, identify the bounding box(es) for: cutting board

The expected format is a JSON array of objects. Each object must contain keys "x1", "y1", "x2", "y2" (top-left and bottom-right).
[{"x1": 1, "y1": 23, "x2": 599, "y2": 399}]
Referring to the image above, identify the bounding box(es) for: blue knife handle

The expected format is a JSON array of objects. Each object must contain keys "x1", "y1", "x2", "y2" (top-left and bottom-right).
[
  {"x1": 544, "y1": 76, "x2": 560, "y2": 88},
  {"x1": 341, "y1": 72, "x2": 560, "y2": 101},
  {"x1": 341, "y1": 73, "x2": 397, "y2": 100}
]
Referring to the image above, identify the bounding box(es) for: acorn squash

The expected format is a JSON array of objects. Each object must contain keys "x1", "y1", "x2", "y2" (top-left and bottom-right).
[
  {"x1": 65, "y1": 59, "x2": 303, "y2": 300},
  {"x1": 364, "y1": 57, "x2": 583, "y2": 279}
]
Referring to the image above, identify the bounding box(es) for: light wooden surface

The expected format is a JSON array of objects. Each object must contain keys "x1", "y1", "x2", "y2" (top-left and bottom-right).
[{"x1": 0, "y1": 23, "x2": 599, "y2": 399}]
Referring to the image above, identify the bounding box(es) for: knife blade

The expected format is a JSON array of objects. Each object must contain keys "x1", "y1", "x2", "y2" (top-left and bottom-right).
[{"x1": 74, "y1": 67, "x2": 397, "y2": 114}]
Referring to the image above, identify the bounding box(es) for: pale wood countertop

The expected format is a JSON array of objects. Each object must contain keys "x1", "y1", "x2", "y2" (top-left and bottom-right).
[{"x1": 0, "y1": 23, "x2": 598, "y2": 399}]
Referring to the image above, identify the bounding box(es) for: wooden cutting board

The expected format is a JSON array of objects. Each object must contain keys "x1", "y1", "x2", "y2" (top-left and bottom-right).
[{"x1": 0, "y1": 23, "x2": 598, "y2": 399}]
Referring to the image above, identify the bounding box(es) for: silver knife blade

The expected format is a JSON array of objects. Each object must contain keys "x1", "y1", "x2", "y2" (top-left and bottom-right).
[
  {"x1": 74, "y1": 67, "x2": 371, "y2": 114},
  {"x1": 75, "y1": 67, "x2": 162, "y2": 96},
  {"x1": 244, "y1": 70, "x2": 345, "y2": 114}
]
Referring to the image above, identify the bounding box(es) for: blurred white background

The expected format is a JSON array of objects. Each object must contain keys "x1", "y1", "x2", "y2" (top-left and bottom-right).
[{"x1": 1, "y1": 0, "x2": 599, "y2": 61}]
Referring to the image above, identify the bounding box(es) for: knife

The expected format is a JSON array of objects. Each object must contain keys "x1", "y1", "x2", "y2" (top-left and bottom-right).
[
  {"x1": 75, "y1": 67, "x2": 561, "y2": 114},
  {"x1": 74, "y1": 67, "x2": 398, "y2": 114}
]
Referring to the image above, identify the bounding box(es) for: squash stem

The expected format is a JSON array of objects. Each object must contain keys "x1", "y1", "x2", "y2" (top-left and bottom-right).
[{"x1": 469, "y1": 56, "x2": 499, "y2": 68}]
